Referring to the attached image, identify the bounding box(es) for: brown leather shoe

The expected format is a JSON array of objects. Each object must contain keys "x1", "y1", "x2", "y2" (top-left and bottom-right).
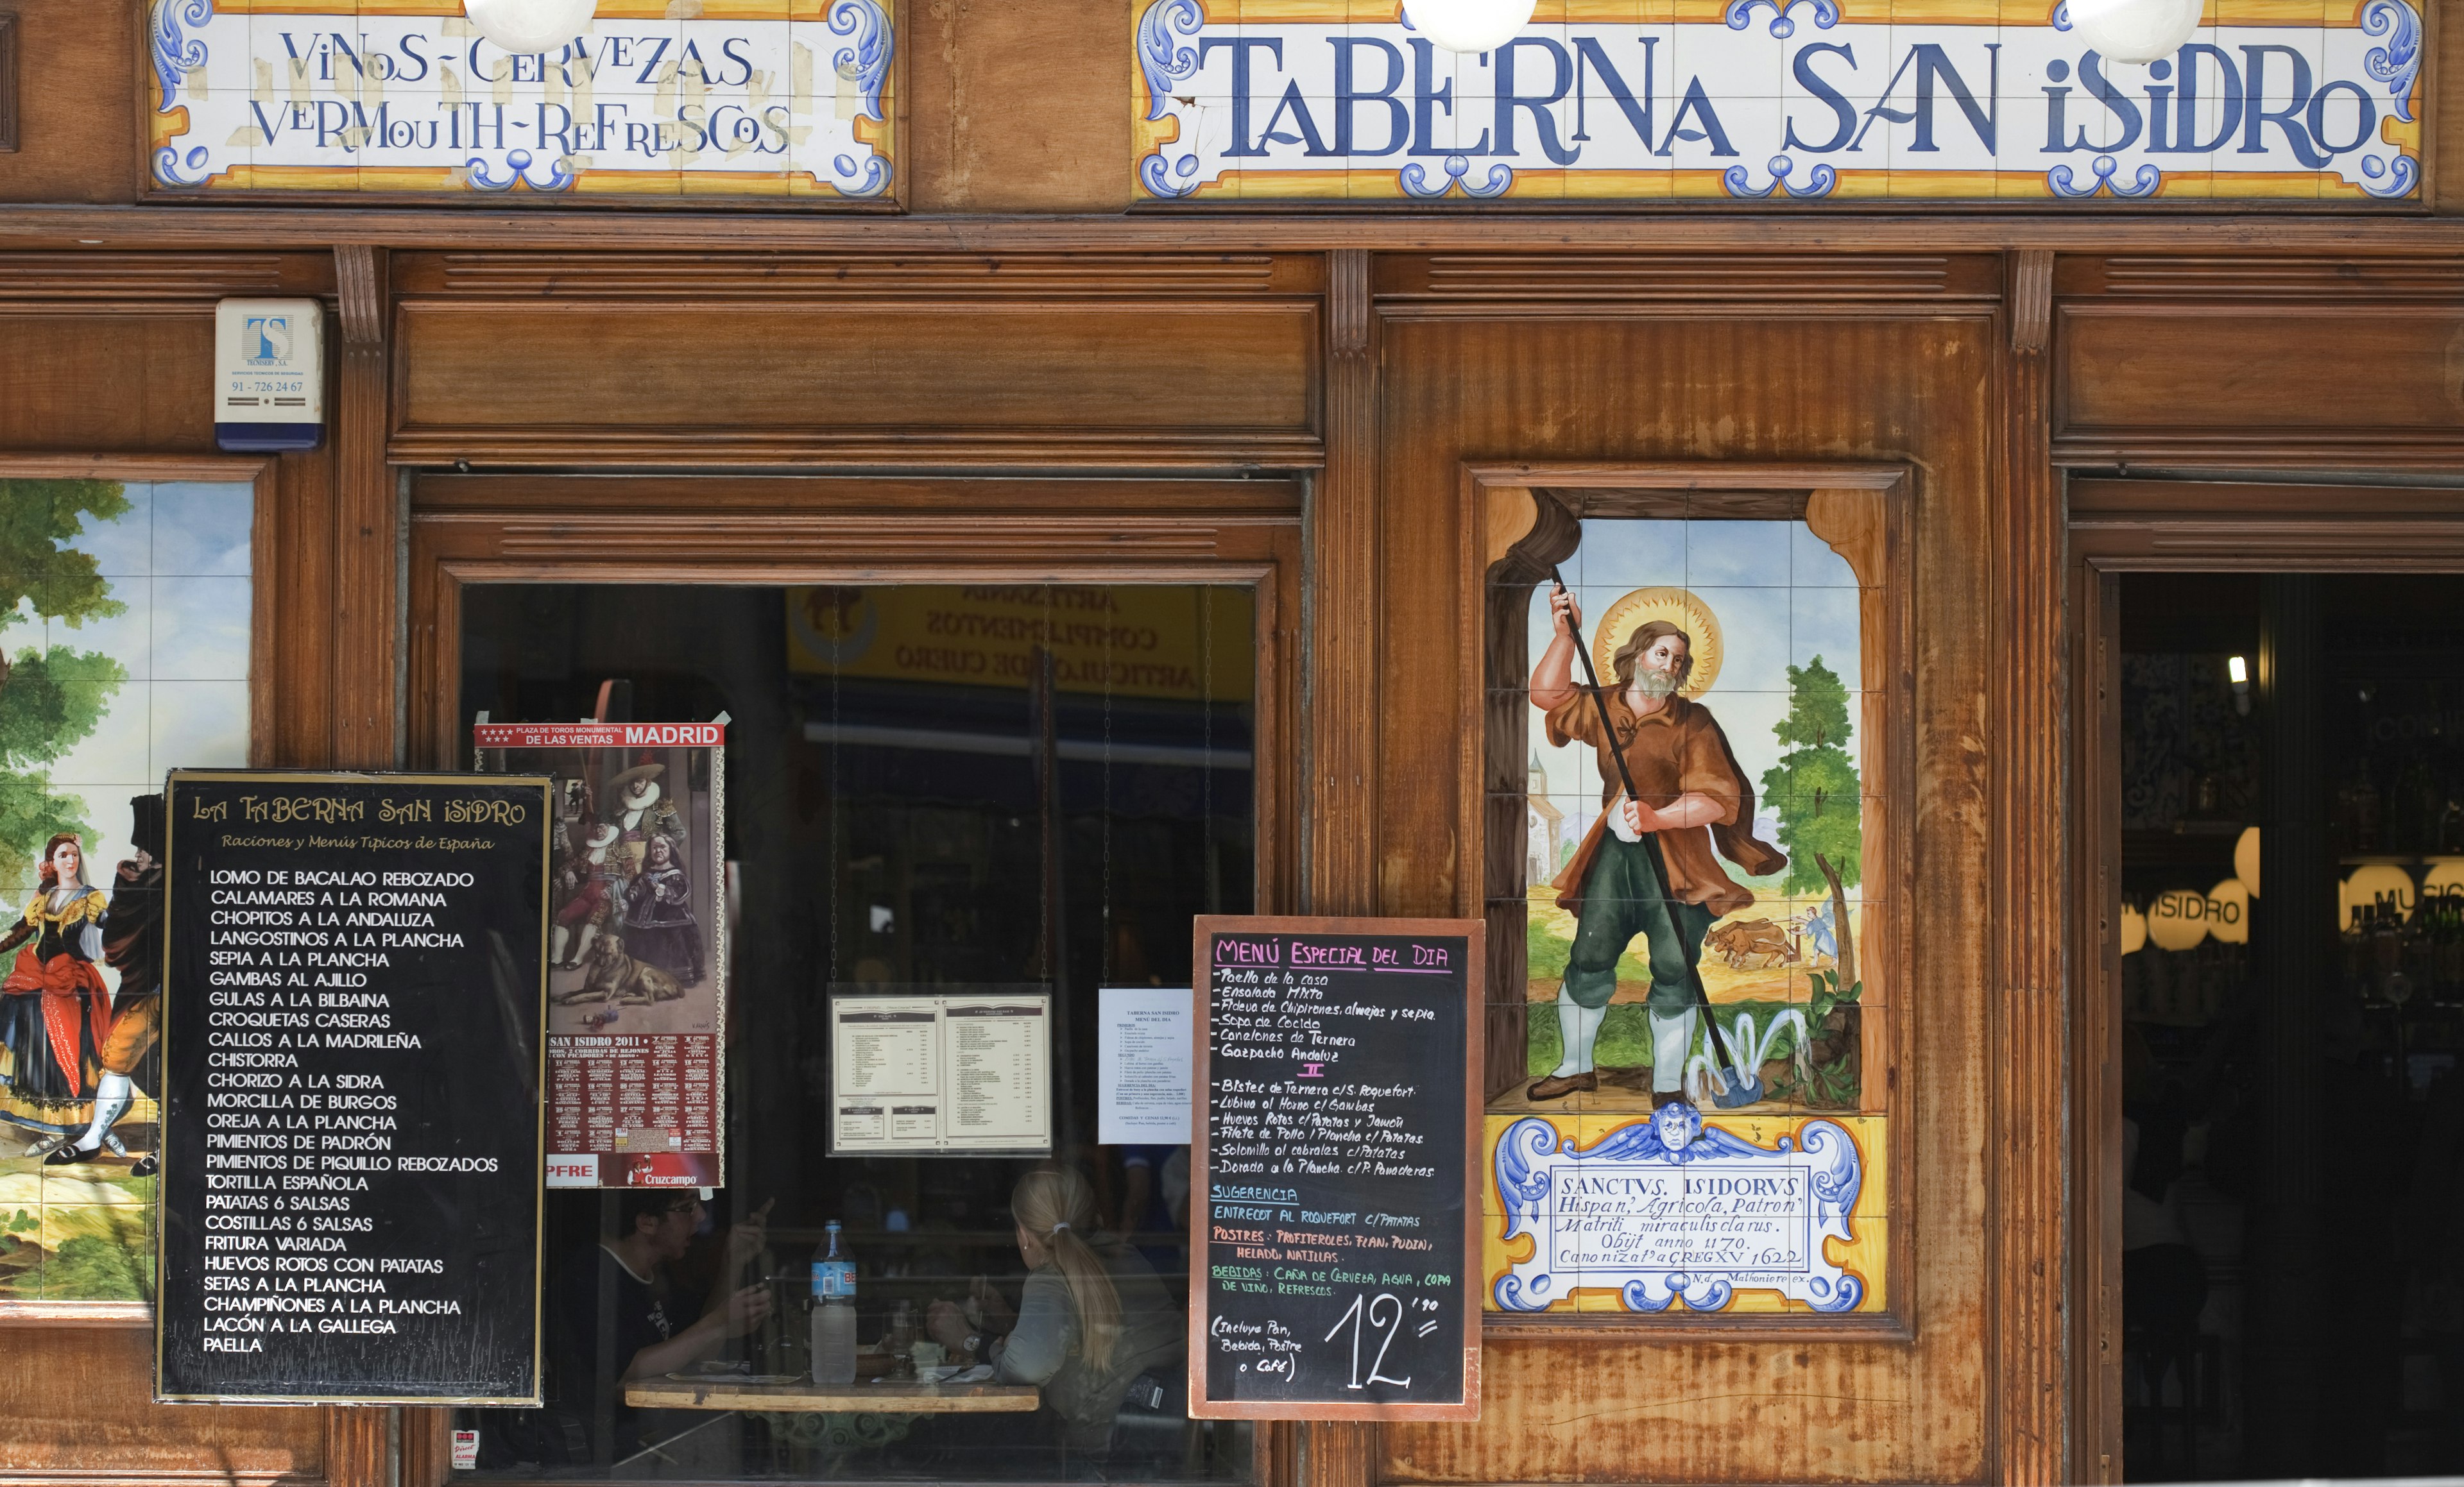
[{"x1": 1526, "y1": 1071, "x2": 1598, "y2": 1101}]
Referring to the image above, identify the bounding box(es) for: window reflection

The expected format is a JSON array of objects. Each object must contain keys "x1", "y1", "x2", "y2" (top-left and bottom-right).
[{"x1": 454, "y1": 584, "x2": 1255, "y2": 1482}]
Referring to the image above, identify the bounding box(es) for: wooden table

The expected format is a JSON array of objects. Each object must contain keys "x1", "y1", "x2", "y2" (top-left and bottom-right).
[{"x1": 626, "y1": 1376, "x2": 1040, "y2": 1414}]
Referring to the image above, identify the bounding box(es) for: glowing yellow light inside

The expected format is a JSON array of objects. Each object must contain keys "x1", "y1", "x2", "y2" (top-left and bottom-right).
[
  {"x1": 2234, "y1": 826, "x2": 2260, "y2": 896},
  {"x1": 2207, "y1": 878, "x2": 2250, "y2": 945},
  {"x1": 2146, "y1": 888, "x2": 2212, "y2": 951},
  {"x1": 2341, "y1": 863, "x2": 2418, "y2": 927}
]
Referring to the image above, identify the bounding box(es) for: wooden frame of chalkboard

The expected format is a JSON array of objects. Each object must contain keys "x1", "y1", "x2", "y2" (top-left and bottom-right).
[
  {"x1": 154, "y1": 770, "x2": 554, "y2": 1406},
  {"x1": 1188, "y1": 914, "x2": 1484, "y2": 1422}
]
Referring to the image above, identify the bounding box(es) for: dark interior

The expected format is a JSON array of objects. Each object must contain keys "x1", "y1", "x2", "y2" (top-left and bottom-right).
[
  {"x1": 2117, "y1": 572, "x2": 2464, "y2": 1479},
  {"x1": 449, "y1": 582, "x2": 1259, "y2": 1482}
]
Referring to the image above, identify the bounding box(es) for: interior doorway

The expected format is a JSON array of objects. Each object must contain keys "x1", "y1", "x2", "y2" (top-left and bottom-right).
[{"x1": 2085, "y1": 565, "x2": 2464, "y2": 1480}]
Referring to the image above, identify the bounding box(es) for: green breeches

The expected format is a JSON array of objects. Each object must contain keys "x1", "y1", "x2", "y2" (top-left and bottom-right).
[{"x1": 1562, "y1": 833, "x2": 1713, "y2": 1013}]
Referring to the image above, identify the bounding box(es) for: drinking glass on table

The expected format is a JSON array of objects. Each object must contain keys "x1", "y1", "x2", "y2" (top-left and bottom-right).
[{"x1": 886, "y1": 1300, "x2": 920, "y2": 1377}]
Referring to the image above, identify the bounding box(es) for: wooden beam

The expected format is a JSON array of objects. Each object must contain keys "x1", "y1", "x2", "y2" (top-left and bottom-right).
[{"x1": 6, "y1": 207, "x2": 2464, "y2": 255}]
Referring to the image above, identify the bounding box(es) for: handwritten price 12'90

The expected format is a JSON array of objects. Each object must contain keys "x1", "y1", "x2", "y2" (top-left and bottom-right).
[{"x1": 1325, "y1": 1291, "x2": 1416, "y2": 1391}]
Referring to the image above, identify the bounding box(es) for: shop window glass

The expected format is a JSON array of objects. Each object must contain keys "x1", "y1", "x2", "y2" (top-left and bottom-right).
[
  {"x1": 0, "y1": 477, "x2": 253, "y2": 1304},
  {"x1": 453, "y1": 582, "x2": 1256, "y2": 1482}
]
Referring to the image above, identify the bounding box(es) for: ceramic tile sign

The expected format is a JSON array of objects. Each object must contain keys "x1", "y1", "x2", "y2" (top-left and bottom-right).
[
  {"x1": 1490, "y1": 505, "x2": 1892, "y2": 1314},
  {"x1": 474, "y1": 723, "x2": 727, "y2": 1189},
  {"x1": 156, "y1": 771, "x2": 551, "y2": 1404},
  {"x1": 1487, "y1": 1110, "x2": 1882, "y2": 1314},
  {"x1": 1190, "y1": 915, "x2": 1483, "y2": 1422},
  {"x1": 147, "y1": 1, "x2": 894, "y2": 201},
  {"x1": 1134, "y1": 0, "x2": 2422, "y2": 201}
]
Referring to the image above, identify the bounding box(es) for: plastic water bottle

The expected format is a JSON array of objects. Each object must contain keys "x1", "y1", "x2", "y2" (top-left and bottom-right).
[{"x1": 810, "y1": 1221, "x2": 858, "y2": 1385}]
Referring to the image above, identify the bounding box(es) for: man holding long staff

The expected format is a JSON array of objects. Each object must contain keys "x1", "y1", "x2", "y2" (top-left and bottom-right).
[{"x1": 1528, "y1": 577, "x2": 1786, "y2": 1105}]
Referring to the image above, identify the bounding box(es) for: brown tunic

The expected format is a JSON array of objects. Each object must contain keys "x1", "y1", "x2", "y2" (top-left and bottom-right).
[{"x1": 1543, "y1": 690, "x2": 1786, "y2": 919}]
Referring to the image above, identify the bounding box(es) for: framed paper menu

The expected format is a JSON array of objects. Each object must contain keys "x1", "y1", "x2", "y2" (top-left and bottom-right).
[{"x1": 828, "y1": 987, "x2": 1051, "y2": 1155}]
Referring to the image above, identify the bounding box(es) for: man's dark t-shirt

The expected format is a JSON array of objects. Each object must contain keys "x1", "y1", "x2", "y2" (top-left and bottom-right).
[{"x1": 545, "y1": 1244, "x2": 698, "y2": 1459}]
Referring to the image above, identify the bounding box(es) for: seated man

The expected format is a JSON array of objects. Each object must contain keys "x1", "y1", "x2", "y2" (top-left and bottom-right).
[{"x1": 545, "y1": 1190, "x2": 772, "y2": 1461}]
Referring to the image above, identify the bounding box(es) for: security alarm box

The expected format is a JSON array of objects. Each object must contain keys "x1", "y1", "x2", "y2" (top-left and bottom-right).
[{"x1": 214, "y1": 298, "x2": 323, "y2": 452}]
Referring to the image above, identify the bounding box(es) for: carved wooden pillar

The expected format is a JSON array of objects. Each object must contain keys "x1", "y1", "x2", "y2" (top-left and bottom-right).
[
  {"x1": 1310, "y1": 248, "x2": 1378, "y2": 919},
  {"x1": 1993, "y1": 246, "x2": 2069, "y2": 1485},
  {"x1": 1297, "y1": 249, "x2": 1379, "y2": 1487},
  {"x1": 322, "y1": 1400, "x2": 391, "y2": 1487},
  {"x1": 332, "y1": 242, "x2": 395, "y2": 770},
  {"x1": 0, "y1": 12, "x2": 19, "y2": 153},
  {"x1": 1299, "y1": 1416, "x2": 1376, "y2": 1487},
  {"x1": 327, "y1": 242, "x2": 409, "y2": 1487}
]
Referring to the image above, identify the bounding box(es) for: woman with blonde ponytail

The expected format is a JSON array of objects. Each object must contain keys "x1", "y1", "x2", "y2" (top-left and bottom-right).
[
  {"x1": 929, "y1": 1163, "x2": 1186, "y2": 1456},
  {"x1": 1011, "y1": 1166, "x2": 1125, "y2": 1372}
]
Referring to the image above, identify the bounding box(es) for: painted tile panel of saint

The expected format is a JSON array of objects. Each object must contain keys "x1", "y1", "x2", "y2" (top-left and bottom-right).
[{"x1": 1519, "y1": 518, "x2": 1869, "y2": 1116}]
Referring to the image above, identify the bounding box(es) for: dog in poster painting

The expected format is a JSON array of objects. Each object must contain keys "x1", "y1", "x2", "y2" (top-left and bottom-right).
[{"x1": 555, "y1": 932, "x2": 685, "y2": 1007}]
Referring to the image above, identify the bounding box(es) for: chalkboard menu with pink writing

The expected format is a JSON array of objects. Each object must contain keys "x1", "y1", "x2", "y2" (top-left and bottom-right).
[
  {"x1": 1188, "y1": 916, "x2": 1484, "y2": 1422},
  {"x1": 157, "y1": 770, "x2": 552, "y2": 1405}
]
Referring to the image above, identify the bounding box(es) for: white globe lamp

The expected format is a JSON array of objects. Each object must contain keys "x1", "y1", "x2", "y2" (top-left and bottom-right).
[
  {"x1": 1405, "y1": 0, "x2": 1539, "y2": 53},
  {"x1": 466, "y1": 0, "x2": 597, "y2": 54},
  {"x1": 2067, "y1": 0, "x2": 2204, "y2": 64}
]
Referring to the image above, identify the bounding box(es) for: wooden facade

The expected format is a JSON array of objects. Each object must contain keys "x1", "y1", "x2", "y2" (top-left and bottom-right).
[{"x1": 6, "y1": 0, "x2": 2464, "y2": 1482}]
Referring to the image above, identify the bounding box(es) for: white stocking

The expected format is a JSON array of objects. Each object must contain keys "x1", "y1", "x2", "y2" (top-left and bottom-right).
[
  {"x1": 1649, "y1": 1010, "x2": 1696, "y2": 1094},
  {"x1": 1551, "y1": 989, "x2": 1608, "y2": 1078},
  {"x1": 73, "y1": 1072, "x2": 133, "y2": 1155}
]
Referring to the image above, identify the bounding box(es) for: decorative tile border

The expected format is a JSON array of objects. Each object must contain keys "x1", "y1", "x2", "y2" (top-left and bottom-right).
[
  {"x1": 148, "y1": 1, "x2": 893, "y2": 200},
  {"x1": 1134, "y1": 0, "x2": 2420, "y2": 201},
  {"x1": 1486, "y1": 1108, "x2": 1883, "y2": 1314}
]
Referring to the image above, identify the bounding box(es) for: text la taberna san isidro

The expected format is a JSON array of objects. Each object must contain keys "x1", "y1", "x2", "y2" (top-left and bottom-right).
[{"x1": 182, "y1": 786, "x2": 535, "y2": 1362}]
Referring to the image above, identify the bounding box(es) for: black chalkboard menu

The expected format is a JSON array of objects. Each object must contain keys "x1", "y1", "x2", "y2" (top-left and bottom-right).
[
  {"x1": 157, "y1": 771, "x2": 552, "y2": 1405},
  {"x1": 1188, "y1": 915, "x2": 1484, "y2": 1422}
]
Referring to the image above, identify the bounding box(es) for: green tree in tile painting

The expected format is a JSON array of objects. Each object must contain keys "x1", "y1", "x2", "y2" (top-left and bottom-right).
[
  {"x1": 0, "y1": 480, "x2": 129, "y2": 631},
  {"x1": 1759, "y1": 656, "x2": 1861, "y2": 900},
  {"x1": 0, "y1": 480, "x2": 132, "y2": 891}
]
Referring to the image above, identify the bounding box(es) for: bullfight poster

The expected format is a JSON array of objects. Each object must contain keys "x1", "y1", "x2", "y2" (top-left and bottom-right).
[{"x1": 475, "y1": 722, "x2": 726, "y2": 1189}]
